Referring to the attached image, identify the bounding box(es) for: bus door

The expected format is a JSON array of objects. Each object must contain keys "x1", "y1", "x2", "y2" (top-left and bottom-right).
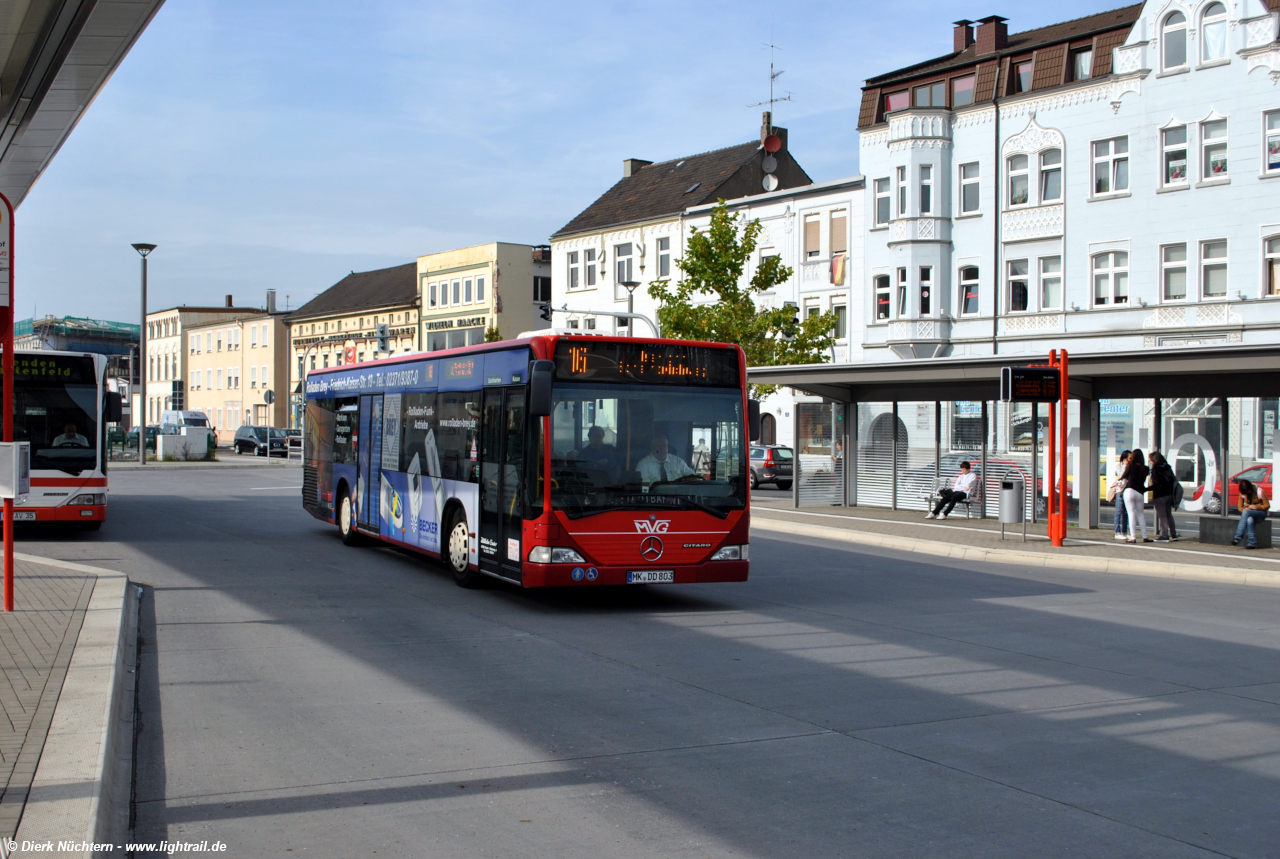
[
  {"x1": 358, "y1": 394, "x2": 384, "y2": 531},
  {"x1": 480, "y1": 387, "x2": 527, "y2": 581}
]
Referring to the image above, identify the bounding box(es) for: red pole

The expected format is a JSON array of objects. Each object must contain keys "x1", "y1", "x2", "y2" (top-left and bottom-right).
[
  {"x1": 1055, "y1": 349, "x2": 1069, "y2": 547},
  {"x1": 1046, "y1": 350, "x2": 1057, "y2": 537},
  {"x1": 2, "y1": 192, "x2": 13, "y2": 610}
]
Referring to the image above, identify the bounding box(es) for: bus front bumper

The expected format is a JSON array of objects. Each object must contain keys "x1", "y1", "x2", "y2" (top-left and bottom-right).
[
  {"x1": 12, "y1": 504, "x2": 106, "y2": 523},
  {"x1": 520, "y1": 561, "x2": 748, "y2": 587}
]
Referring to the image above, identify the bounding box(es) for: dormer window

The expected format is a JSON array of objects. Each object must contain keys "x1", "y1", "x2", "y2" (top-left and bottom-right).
[
  {"x1": 884, "y1": 91, "x2": 909, "y2": 114},
  {"x1": 952, "y1": 75, "x2": 975, "y2": 107},
  {"x1": 914, "y1": 81, "x2": 945, "y2": 107},
  {"x1": 1163, "y1": 12, "x2": 1187, "y2": 70},
  {"x1": 1011, "y1": 61, "x2": 1033, "y2": 94},
  {"x1": 1201, "y1": 3, "x2": 1227, "y2": 63}
]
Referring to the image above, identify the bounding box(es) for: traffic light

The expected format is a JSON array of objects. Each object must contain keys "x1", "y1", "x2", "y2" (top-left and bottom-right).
[
  {"x1": 376, "y1": 323, "x2": 390, "y2": 353},
  {"x1": 539, "y1": 302, "x2": 552, "y2": 322}
]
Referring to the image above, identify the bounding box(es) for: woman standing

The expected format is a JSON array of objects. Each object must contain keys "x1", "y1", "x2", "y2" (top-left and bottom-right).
[
  {"x1": 1232, "y1": 479, "x2": 1270, "y2": 550},
  {"x1": 1120, "y1": 449, "x2": 1151, "y2": 543},
  {"x1": 1147, "y1": 451, "x2": 1178, "y2": 542}
]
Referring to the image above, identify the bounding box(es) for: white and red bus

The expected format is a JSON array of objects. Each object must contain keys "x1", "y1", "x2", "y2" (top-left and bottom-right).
[
  {"x1": 10, "y1": 350, "x2": 120, "y2": 529},
  {"x1": 302, "y1": 335, "x2": 752, "y2": 587}
]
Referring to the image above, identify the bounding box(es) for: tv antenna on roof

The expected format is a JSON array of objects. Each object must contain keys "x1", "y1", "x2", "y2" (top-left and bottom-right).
[{"x1": 748, "y1": 43, "x2": 793, "y2": 115}]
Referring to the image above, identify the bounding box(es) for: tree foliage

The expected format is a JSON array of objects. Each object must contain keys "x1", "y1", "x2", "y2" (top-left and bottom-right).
[{"x1": 647, "y1": 201, "x2": 837, "y2": 396}]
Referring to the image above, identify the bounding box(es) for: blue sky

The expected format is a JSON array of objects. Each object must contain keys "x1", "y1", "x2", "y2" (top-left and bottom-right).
[{"x1": 19, "y1": 0, "x2": 1116, "y2": 323}]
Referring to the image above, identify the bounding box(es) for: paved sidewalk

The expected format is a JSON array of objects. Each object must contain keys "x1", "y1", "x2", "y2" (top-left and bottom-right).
[
  {"x1": 0, "y1": 561, "x2": 96, "y2": 840},
  {"x1": 751, "y1": 498, "x2": 1280, "y2": 582}
]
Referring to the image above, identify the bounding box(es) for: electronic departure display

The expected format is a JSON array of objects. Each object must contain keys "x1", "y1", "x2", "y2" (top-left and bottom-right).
[
  {"x1": 553, "y1": 341, "x2": 740, "y2": 387},
  {"x1": 5, "y1": 354, "x2": 97, "y2": 385},
  {"x1": 1000, "y1": 366, "x2": 1061, "y2": 403}
]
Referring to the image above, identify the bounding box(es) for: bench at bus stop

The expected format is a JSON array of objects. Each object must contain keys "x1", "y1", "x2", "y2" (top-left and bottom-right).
[{"x1": 1199, "y1": 514, "x2": 1272, "y2": 548}]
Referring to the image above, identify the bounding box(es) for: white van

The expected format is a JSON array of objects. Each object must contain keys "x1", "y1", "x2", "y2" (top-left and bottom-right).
[{"x1": 160, "y1": 410, "x2": 211, "y2": 435}]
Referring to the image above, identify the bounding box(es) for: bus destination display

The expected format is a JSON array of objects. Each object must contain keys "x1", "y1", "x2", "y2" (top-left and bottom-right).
[
  {"x1": 1000, "y1": 366, "x2": 1060, "y2": 403},
  {"x1": 554, "y1": 341, "x2": 740, "y2": 387}
]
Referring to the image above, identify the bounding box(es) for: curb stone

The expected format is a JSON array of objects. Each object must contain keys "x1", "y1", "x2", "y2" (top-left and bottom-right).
[
  {"x1": 9, "y1": 556, "x2": 138, "y2": 858},
  {"x1": 750, "y1": 516, "x2": 1280, "y2": 588}
]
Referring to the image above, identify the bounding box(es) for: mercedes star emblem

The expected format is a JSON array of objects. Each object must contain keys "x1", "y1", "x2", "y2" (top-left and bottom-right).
[{"x1": 640, "y1": 536, "x2": 664, "y2": 561}]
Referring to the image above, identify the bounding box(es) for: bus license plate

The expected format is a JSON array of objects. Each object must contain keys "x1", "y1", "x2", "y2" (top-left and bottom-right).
[
  {"x1": 627, "y1": 570, "x2": 674, "y2": 584},
  {"x1": 13, "y1": 512, "x2": 35, "y2": 521}
]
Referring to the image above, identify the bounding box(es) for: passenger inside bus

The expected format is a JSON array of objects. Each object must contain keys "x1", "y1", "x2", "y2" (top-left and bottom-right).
[
  {"x1": 577, "y1": 425, "x2": 620, "y2": 478},
  {"x1": 53, "y1": 422, "x2": 89, "y2": 447},
  {"x1": 635, "y1": 434, "x2": 695, "y2": 486}
]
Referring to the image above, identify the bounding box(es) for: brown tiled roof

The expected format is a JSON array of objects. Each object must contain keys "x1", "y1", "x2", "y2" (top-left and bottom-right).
[
  {"x1": 552, "y1": 139, "x2": 812, "y2": 238},
  {"x1": 865, "y1": 4, "x2": 1143, "y2": 88},
  {"x1": 286, "y1": 263, "x2": 418, "y2": 322}
]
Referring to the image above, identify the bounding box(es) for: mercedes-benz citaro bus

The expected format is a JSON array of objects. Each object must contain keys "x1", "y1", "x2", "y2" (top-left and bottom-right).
[
  {"x1": 10, "y1": 350, "x2": 121, "y2": 529},
  {"x1": 302, "y1": 334, "x2": 755, "y2": 588}
]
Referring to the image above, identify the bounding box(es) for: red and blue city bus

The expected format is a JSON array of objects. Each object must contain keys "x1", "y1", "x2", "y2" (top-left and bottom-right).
[{"x1": 302, "y1": 334, "x2": 751, "y2": 587}]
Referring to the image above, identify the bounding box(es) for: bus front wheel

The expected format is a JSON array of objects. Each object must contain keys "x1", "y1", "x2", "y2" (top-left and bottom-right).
[
  {"x1": 338, "y1": 490, "x2": 362, "y2": 546},
  {"x1": 446, "y1": 511, "x2": 481, "y2": 588}
]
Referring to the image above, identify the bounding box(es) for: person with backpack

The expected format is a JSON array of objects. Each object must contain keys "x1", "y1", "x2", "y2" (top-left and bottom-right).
[
  {"x1": 1232, "y1": 478, "x2": 1271, "y2": 550},
  {"x1": 1147, "y1": 451, "x2": 1179, "y2": 542}
]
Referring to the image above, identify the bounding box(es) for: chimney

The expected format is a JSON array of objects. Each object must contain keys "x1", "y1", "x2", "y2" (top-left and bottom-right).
[
  {"x1": 225, "y1": 294, "x2": 233, "y2": 308},
  {"x1": 953, "y1": 19, "x2": 975, "y2": 52},
  {"x1": 975, "y1": 15, "x2": 1008, "y2": 55},
  {"x1": 266, "y1": 289, "x2": 277, "y2": 314},
  {"x1": 622, "y1": 158, "x2": 652, "y2": 178},
  {"x1": 761, "y1": 110, "x2": 772, "y2": 143}
]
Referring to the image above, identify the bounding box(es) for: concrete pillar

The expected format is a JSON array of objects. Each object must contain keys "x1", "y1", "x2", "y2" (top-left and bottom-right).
[{"x1": 1079, "y1": 398, "x2": 1100, "y2": 529}]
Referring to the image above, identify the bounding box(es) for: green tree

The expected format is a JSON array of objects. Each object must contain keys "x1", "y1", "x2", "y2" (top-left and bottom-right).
[
  {"x1": 484, "y1": 321, "x2": 504, "y2": 343},
  {"x1": 647, "y1": 200, "x2": 837, "y2": 396}
]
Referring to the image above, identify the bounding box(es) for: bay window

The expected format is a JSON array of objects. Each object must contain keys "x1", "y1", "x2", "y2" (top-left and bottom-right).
[
  {"x1": 919, "y1": 267, "x2": 933, "y2": 316},
  {"x1": 919, "y1": 165, "x2": 933, "y2": 215},
  {"x1": 1039, "y1": 149, "x2": 1062, "y2": 202},
  {"x1": 1008, "y1": 154, "x2": 1030, "y2": 207}
]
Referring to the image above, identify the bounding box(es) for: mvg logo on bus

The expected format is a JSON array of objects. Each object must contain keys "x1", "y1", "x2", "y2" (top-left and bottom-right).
[{"x1": 634, "y1": 520, "x2": 670, "y2": 534}]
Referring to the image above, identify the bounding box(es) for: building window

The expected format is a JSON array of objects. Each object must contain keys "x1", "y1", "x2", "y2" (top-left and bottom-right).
[
  {"x1": 804, "y1": 215, "x2": 820, "y2": 258},
  {"x1": 913, "y1": 81, "x2": 945, "y2": 107},
  {"x1": 1039, "y1": 149, "x2": 1062, "y2": 202},
  {"x1": 1008, "y1": 154, "x2": 1030, "y2": 207},
  {"x1": 205, "y1": 332, "x2": 212, "y2": 352},
  {"x1": 884, "y1": 91, "x2": 909, "y2": 114},
  {"x1": 897, "y1": 166, "x2": 907, "y2": 216},
  {"x1": 952, "y1": 75, "x2": 975, "y2": 107},
  {"x1": 1163, "y1": 126, "x2": 1189, "y2": 185},
  {"x1": 1163, "y1": 12, "x2": 1187, "y2": 70},
  {"x1": 452, "y1": 280, "x2": 461, "y2": 304},
  {"x1": 1201, "y1": 240, "x2": 1228, "y2": 297},
  {"x1": 1162, "y1": 243, "x2": 1188, "y2": 301},
  {"x1": 874, "y1": 178, "x2": 891, "y2": 225},
  {"x1": 875, "y1": 275, "x2": 891, "y2": 320},
  {"x1": 1202, "y1": 120, "x2": 1228, "y2": 179},
  {"x1": 217, "y1": 331, "x2": 223, "y2": 351},
  {"x1": 261, "y1": 365, "x2": 268, "y2": 387},
  {"x1": 1008, "y1": 260, "x2": 1030, "y2": 312},
  {"x1": 534, "y1": 276, "x2": 551, "y2": 302},
  {"x1": 1266, "y1": 111, "x2": 1280, "y2": 174},
  {"x1": 568, "y1": 251, "x2": 579, "y2": 290},
  {"x1": 1092, "y1": 252, "x2": 1129, "y2": 305},
  {"x1": 250, "y1": 326, "x2": 258, "y2": 348},
  {"x1": 1092, "y1": 138, "x2": 1129, "y2": 195},
  {"x1": 1266, "y1": 236, "x2": 1280, "y2": 296},
  {"x1": 206, "y1": 369, "x2": 212, "y2": 389},
  {"x1": 615, "y1": 243, "x2": 633, "y2": 283},
  {"x1": 918, "y1": 165, "x2": 933, "y2": 215},
  {"x1": 428, "y1": 283, "x2": 437, "y2": 307},
  {"x1": 1201, "y1": 2, "x2": 1227, "y2": 63},
  {"x1": 1069, "y1": 48, "x2": 1093, "y2": 81},
  {"x1": 583, "y1": 249, "x2": 596, "y2": 286},
  {"x1": 959, "y1": 162, "x2": 980, "y2": 214},
  {"x1": 250, "y1": 367, "x2": 258, "y2": 388},
  {"x1": 832, "y1": 304, "x2": 847, "y2": 339},
  {"x1": 1012, "y1": 61, "x2": 1033, "y2": 93},
  {"x1": 919, "y1": 266, "x2": 932, "y2": 316},
  {"x1": 463, "y1": 278, "x2": 472, "y2": 303},
  {"x1": 476, "y1": 276, "x2": 485, "y2": 301},
  {"x1": 896, "y1": 268, "x2": 907, "y2": 316},
  {"x1": 1040, "y1": 256, "x2": 1062, "y2": 310},
  {"x1": 960, "y1": 266, "x2": 980, "y2": 315},
  {"x1": 657, "y1": 238, "x2": 670, "y2": 277},
  {"x1": 217, "y1": 369, "x2": 223, "y2": 389},
  {"x1": 830, "y1": 211, "x2": 847, "y2": 255},
  {"x1": 584, "y1": 318, "x2": 596, "y2": 330}
]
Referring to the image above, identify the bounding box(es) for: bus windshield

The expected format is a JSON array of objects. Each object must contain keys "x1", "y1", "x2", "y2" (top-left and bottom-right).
[
  {"x1": 549, "y1": 382, "x2": 745, "y2": 518},
  {"x1": 8, "y1": 355, "x2": 99, "y2": 476}
]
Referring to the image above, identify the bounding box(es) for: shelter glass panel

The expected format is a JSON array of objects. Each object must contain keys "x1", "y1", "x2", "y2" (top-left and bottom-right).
[{"x1": 856, "y1": 403, "x2": 896, "y2": 508}]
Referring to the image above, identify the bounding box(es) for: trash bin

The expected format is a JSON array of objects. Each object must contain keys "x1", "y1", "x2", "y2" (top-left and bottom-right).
[{"x1": 1000, "y1": 477, "x2": 1025, "y2": 540}]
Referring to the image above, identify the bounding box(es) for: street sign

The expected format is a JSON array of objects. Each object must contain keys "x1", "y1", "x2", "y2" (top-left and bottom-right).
[
  {"x1": 1000, "y1": 366, "x2": 1060, "y2": 403},
  {"x1": 263, "y1": 389, "x2": 275, "y2": 405}
]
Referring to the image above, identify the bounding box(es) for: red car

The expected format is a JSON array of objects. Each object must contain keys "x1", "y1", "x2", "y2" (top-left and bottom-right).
[{"x1": 1194, "y1": 464, "x2": 1273, "y2": 514}]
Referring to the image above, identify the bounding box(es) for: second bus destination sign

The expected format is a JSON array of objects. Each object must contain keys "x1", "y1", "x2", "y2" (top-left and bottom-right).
[{"x1": 1000, "y1": 366, "x2": 1061, "y2": 403}]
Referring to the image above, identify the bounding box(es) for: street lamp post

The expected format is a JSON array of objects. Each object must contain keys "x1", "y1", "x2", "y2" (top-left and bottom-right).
[
  {"x1": 620, "y1": 280, "x2": 640, "y2": 337},
  {"x1": 132, "y1": 243, "x2": 156, "y2": 465}
]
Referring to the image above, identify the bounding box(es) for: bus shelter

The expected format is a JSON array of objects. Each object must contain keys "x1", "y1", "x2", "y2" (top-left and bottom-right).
[{"x1": 749, "y1": 344, "x2": 1280, "y2": 529}]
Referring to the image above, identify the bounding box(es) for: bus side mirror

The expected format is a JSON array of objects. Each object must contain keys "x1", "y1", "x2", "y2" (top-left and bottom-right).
[
  {"x1": 105, "y1": 391, "x2": 123, "y2": 423},
  {"x1": 748, "y1": 399, "x2": 761, "y2": 442},
  {"x1": 529, "y1": 360, "x2": 554, "y2": 417}
]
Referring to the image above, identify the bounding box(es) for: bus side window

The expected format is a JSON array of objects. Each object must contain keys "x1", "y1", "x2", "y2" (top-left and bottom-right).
[
  {"x1": 437, "y1": 391, "x2": 481, "y2": 482},
  {"x1": 331, "y1": 398, "x2": 356, "y2": 465},
  {"x1": 400, "y1": 392, "x2": 439, "y2": 477}
]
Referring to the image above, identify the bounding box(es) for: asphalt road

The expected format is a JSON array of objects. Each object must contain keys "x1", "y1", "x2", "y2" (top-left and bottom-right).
[{"x1": 25, "y1": 466, "x2": 1280, "y2": 858}]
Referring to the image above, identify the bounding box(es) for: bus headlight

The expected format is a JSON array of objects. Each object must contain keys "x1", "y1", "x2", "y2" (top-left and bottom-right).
[
  {"x1": 69, "y1": 494, "x2": 106, "y2": 506},
  {"x1": 710, "y1": 544, "x2": 748, "y2": 561},
  {"x1": 528, "y1": 546, "x2": 585, "y2": 564}
]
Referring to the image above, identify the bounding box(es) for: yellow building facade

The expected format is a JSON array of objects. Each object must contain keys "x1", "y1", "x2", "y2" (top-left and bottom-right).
[
  {"x1": 419, "y1": 243, "x2": 551, "y2": 351},
  {"x1": 185, "y1": 312, "x2": 290, "y2": 440}
]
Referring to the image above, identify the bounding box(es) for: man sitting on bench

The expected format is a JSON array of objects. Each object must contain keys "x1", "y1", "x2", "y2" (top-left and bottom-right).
[{"x1": 927, "y1": 461, "x2": 977, "y2": 520}]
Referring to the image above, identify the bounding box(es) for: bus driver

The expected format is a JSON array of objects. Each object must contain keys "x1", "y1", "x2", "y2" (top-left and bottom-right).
[
  {"x1": 636, "y1": 434, "x2": 694, "y2": 486},
  {"x1": 53, "y1": 422, "x2": 89, "y2": 447}
]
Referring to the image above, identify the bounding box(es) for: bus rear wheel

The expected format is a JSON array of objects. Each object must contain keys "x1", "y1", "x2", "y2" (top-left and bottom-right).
[
  {"x1": 446, "y1": 511, "x2": 481, "y2": 588},
  {"x1": 338, "y1": 490, "x2": 362, "y2": 546}
]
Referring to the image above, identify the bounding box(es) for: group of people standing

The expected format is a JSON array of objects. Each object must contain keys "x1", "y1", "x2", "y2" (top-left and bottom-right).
[{"x1": 1110, "y1": 449, "x2": 1179, "y2": 543}]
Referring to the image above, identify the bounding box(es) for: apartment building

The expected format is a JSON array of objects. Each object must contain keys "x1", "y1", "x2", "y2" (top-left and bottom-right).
[
  {"x1": 419, "y1": 242, "x2": 551, "y2": 350},
  {"x1": 185, "y1": 302, "x2": 290, "y2": 440}
]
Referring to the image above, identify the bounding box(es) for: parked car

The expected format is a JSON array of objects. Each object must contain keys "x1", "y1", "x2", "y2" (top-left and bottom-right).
[
  {"x1": 749, "y1": 444, "x2": 793, "y2": 491},
  {"x1": 234, "y1": 425, "x2": 288, "y2": 457},
  {"x1": 1194, "y1": 463, "x2": 1273, "y2": 514},
  {"x1": 125, "y1": 425, "x2": 159, "y2": 452}
]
